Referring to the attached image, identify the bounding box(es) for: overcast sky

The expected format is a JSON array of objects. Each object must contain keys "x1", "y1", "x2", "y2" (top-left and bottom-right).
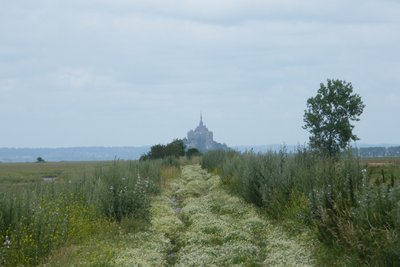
[{"x1": 1, "y1": 0, "x2": 399, "y2": 148}]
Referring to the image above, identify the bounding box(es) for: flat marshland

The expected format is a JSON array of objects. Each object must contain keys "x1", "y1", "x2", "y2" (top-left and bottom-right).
[{"x1": 0, "y1": 161, "x2": 111, "y2": 182}]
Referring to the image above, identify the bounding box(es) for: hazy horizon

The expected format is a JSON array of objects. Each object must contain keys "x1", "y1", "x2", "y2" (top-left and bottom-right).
[
  {"x1": 1, "y1": 142, "x2": 399, "y2": 150},
  {"x1": 1, "y1": 1, "x2": 399, "y2": 148}
]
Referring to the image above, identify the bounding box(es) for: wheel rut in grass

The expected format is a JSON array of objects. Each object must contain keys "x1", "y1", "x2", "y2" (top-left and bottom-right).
[{"x1": 115, "y1": 164, "x2": 315, "y2": 266}]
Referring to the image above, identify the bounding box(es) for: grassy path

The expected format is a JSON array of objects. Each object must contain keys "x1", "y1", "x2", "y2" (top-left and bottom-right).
[
  {"x1": 43, "y1": 164, "x2": 315, "y2": 266},
  {"x1": 114, "y1": 164, "x2": 314, "y2": 266}
]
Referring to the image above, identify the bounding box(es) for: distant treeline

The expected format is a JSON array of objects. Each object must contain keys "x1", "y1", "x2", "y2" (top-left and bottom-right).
[
  {"x1": 1, "y1": 145, "x2": 399, "y2": 162},
  {"x1": 353, "y1": 146, "x2": 400, "y2": 157}
]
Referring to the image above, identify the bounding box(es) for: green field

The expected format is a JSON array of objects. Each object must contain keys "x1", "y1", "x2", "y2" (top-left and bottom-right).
[
  {"x1": 1, "y1": 156, "x2": 399, "y2": 266},
  {"x1": 0, "y1": 161, "x2": 111, "y2": 183},
  {"x1": 0, "y1": 159, "x2": 173, "y2": 266},
  {"x1": 0, "y1": 161, "x2": 114, "y2": 196}
]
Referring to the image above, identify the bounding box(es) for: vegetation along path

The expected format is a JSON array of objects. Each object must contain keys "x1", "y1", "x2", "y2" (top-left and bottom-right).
[{"x1": 115, "y1": 164, "x2": 315, "y2": 266}]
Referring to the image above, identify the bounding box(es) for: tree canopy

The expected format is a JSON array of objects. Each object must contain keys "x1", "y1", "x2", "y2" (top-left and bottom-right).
[
  {"x1": 36, "y1": 157, "x2": 45, "y2": 163},
  {"x1": 140, "y1": 139, "x2": 186, "y2": 160},
  {"x1": 303, "y1": 79, "x2": 365, "y2": 156}
]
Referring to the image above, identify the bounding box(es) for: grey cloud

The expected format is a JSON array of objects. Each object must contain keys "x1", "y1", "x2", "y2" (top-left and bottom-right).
[{"x1": 0, "y1": 0, "x2": 399, "y2": 147}]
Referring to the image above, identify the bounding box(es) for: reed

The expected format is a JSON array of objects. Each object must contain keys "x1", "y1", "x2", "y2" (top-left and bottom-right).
[
  {"x1": 0, "y1": 158, "x2": 179, "y2": 266},
  {"x1": 202, "y1": 149, "x2": 400, "y2": 266}
]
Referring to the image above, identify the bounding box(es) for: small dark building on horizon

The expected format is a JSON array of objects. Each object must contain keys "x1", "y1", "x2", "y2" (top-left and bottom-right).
[{"x1": 183, "y1": 114, "x2": 229, "y2": 153}]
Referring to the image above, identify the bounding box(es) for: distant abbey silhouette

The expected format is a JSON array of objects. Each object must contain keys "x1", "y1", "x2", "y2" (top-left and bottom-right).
[{"x1": 183, "y1": 114, "x2": 228, "y2": 152}]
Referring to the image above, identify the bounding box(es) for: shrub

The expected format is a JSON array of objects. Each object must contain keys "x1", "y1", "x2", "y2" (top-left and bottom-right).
[{"x1": 141, "y1": 139, "x2": 186, "y2": 160}]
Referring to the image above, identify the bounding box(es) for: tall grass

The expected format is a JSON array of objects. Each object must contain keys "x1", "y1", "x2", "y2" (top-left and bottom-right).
[
  {"x1": 0, "y1": 158, "x2": 179, "y2": 266},
  {"x1": 202, "y1": 149, "x2": 400, "y2": 266}
]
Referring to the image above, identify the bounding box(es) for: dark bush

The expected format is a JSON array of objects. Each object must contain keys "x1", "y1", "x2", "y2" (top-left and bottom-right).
[
  {"x1": 141, "y1": 139, "x2": 186, "y2": 160},
  {"x1": 186, "y1": 148, "x2": 201, "y2": 159}
]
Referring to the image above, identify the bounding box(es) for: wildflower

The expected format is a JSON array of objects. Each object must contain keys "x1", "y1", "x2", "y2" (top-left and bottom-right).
[
  {"x1": 361, "y1": 168, "x2": 367, "y2": 178},
  {"x1": 3, "y1": 236, "x2": 10, "y2": 249}
]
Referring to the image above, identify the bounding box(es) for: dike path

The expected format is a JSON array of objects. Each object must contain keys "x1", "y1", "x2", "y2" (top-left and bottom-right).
[{"x1": 114, "y1": 164, "x2": 315, "y2": 266}]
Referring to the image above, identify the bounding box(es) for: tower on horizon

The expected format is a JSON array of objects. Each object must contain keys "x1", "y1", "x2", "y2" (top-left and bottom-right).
[{"x1": 183, "y1": 114, "x2": 228, "y2": 152}]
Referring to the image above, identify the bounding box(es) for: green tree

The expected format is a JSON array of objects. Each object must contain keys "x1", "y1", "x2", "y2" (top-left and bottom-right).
[
  {"x1": 36, "y1": 157, "x2": 45, "y2": 163},
  {"x1": 149, "y1": 144, "x2": 166, "y2": 159},
  {"x1": 141, "y1": 139, "x2": 186, "y2": 160},
  {"x1": 165, "y1": 139, "x2": 186, "y2": 158},
  {"x1": 303, "y1": 79, "x2": 365, "y2": 156}
]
